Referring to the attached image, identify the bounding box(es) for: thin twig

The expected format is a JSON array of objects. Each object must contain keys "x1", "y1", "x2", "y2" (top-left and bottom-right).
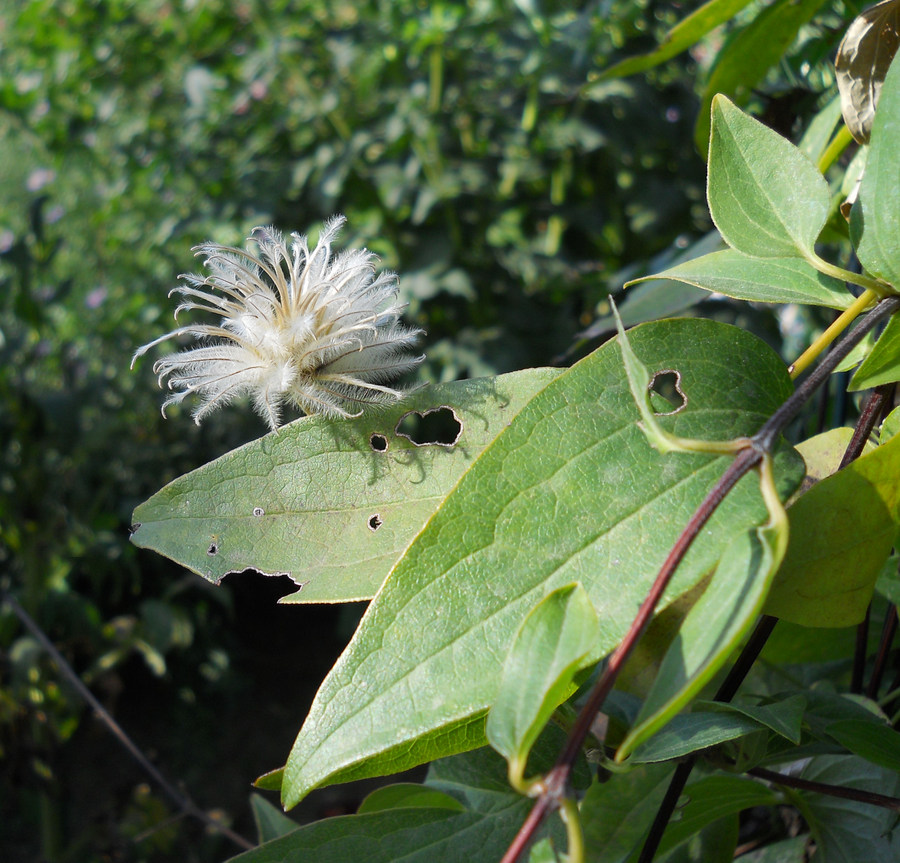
[
  {"x1": 868, "y1": 605, "x2": 898, "y2": 701},
  {"x1": 748, "y1": 766, "x2": 900, "y2": 811},
  {"x1": 500, "y1": 296, "x2": 900, "y2": 863},
  {"x1": 2, "y1": 592, "x2": 254, "y2": 851},
  {"x1": 852, "y1": 607, "x2": 871, "y2": 695},
  {"x1": 847, "y1": 384, "x2": 897, "y2": 694}
]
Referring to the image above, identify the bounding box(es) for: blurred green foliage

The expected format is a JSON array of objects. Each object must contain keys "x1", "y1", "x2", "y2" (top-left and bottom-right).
[{"x1": 0, "y1": 0, "x2": 863, "y2": 860}]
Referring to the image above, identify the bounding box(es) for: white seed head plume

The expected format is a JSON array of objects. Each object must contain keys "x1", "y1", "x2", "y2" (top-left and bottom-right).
[{"x1": 132, "y1": 216, "x2": 424, "y2": 429}]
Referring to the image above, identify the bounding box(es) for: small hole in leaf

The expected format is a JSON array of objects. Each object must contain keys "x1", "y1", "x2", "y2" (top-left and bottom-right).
[
  {"x1": 648, "y1": 370, "x2": 686, "y2": 416},
  {"x1": 395, "y1": 407, "x2": 462, "y2": 447},
  {"x1": 207, "y1": 542, "x2": 219, "y2": 556},
  {"x1": 252, "y1": 507, "x2": 265, "y2": 517},
  {"x1": 370, "y1": 433, "x2": 389, "y2": 452},
  {"x1": 368, "y1": 514, "x2": 383, "y2": 531},
  {"x1": 128, "y1": 523, "x2": 142, "y2": 536}
]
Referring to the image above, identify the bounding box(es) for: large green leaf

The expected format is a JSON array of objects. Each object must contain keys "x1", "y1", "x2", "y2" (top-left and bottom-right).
[
  {"x1": 596, "y1": 0, "x2": 756, "y2": 81},
  {"x1": 695, "y1": 0, "x2": 830, "y2": 151},
  {"x1": 849, "y1": 312, "x2": 900, "y2": 390},
  {"x1": 281, "y1": 318, "x2": 803, "y2": 808},
  {"x1": 627, "y1": 250, "x2": 851, "y2": 309},
  {"x1": 763, "y1": 429, "x2": 900, "y2": 626},
  {"x1": 131, "y1": 370, "x2": 559, "y2": 603},
  {"x1": 851, "y1": 52, "x2": 900, "y2": 286},
  {"x1": 486, "y1": 583, "x2": 598, "y2": 782},
  {"x1": 708, "y1": 96, "x2": 830, "y2": 259}
]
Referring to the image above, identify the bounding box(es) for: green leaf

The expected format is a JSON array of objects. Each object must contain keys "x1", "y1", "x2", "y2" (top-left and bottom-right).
[
  {"x1": 708, "y1": 96, "x2": 830, "y2": 259},
  {"x1": 629, "y1": 711, "x2": 766, "y2": 763},
  {"x1": 736, "y1": 836, "x2": 808, "y2": 863},
  {"x1": 851, "y1": 52, "x2": 900, "y2": 286},
  {"x1": 357, "y1": 784, "x2": 465, "y2": 814},
  {"x1": 802, "y1": 690, "x2": 888, "y2": 739},
  {"x1": 225, "y1": 804, "x2": 528, "y2": 863},
  {"x1": 131, "y1": 370, "x2": 559, "y2": 603},
  {"x1": 764, "y1": 429, "x2": 900, "y2": 626},
  {"x1": 798, "y1": 96, "x2": 844, "y2": 165},
  {"x1": 581, "y1": 764, "x2": 676, "y2": 863},
  {"x1": 800, "y1": 756, "x2": 900, "y2": 862},
  {"x1": 659, "y1": 813, "x2": 738, "y2": 863},
  {"x1": 695, "y1": 0, "x2": 829, "y2": 152},
  {"x1": 883, "y1": 405, "x2": 900, "y2": 441},
  {"x1": 826, "y1": 719, "x2": 900, "y2": 773},
  {"x1": 597, "y1": 0, "x2": 756, "y2": 81},
  {"x1": 836, "y1": 0, "x2": 900, "y2": 145},
  {"x1": 849, "y1": 309, "x2": 900, "y2": 390},
  {"x1": 486, "y1": 584, "x2": 598, "y2": 781},
  {"x1": 699, "y1": 695, "x2": 807, "y2": 745},
  {"x1": 793, "y1": 427, "x2": 874, "y2": 486},
  {"x1": 249, "y1": 793, "x2": 300, "y2": 844},
  {"x1": 627, "y1": 250, "x2": 851, "y2": 309},
  {"x1": 616, "y1": 521, "x2": 787, "y2": 762},
  {"x1": 656, "y1": 775, "x2": 778, "y2": 859},
  {"x1": 281, "y1": 318, "x2": 803, "y2": 808},
  {"x1": 584, "y1": 231, "x2": 724, "y2": 339}
]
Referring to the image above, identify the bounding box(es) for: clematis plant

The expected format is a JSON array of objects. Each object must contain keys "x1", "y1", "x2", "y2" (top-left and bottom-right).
[{"x1": 131, "y1": 10, "x2": 900, "y2": 863}]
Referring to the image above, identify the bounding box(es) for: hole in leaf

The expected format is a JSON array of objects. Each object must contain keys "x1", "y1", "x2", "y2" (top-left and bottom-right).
[
  {"x1": 207, "y1": 542, "x2": 219, "y2": 556},
  {"x1": 252, "y1": 507, "x2": 265, "y2": 517},
  {"x1": 368, "y1": 514, "x2": 383, "y2": 531},
  {"x1": 648, "y1": 369, "x2": 686, "y2": 416},
  {"x1": 128, "y1": 523, "x2": 142, "y2": 536},
  {"x1": 370, "y1": 433, "x2": 389, "y2": 452},
  {"x1": 395, "y1": 406, "x2": 462, "y2": 447}
]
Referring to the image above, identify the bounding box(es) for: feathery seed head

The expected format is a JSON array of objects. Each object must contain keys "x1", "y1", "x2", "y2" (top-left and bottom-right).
[{"x1": 132, "y1": 216, "x2": 423, "y2": 429}]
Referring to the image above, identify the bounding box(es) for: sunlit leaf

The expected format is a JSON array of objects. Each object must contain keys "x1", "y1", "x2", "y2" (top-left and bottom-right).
[
  {"x1": 616, "y1": 522, "x2": 787, "y2": 761},
  {"x1": 281, "y1": 318, "x2": 803, "y2": 808},
  {"x1": 627, "y1": 250, "x2": 851, "y2": 308},
  {"x1": 764, "y1": 430, "x2": 900, "y2": 626},
  {"x1": 849, "y1": 312, "x2": 900, "y2": 390},
  {"x1": 131, "y1": 371, "x2": 559, "y2": 603},
  {"x1": 851, "y1": 51, "x2": 900, "y2": 285},
  {"x1": 708, "y1": 97, "x2": 830, "y2": 259},
  {"x1": 486, "y1": 583, "x2": 598, "y2": 779}
]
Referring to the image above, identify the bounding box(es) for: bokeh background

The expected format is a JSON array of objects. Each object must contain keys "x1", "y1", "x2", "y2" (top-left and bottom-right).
[{"x1": 1, "y1": 0, "x2": 853, "y2": 860}]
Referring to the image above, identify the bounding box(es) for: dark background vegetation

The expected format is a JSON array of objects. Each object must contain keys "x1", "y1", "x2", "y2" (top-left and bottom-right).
[{"x1": 0, "y1": 0, "x2": 859, "y2": 860}]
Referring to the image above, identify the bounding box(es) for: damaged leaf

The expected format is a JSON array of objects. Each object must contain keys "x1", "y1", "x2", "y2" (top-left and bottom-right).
[
  {"x1": 281, "y1": 318, "x2": 803, "y2": 808},
  {"x1": 130, "y1": 370, "x2": 560, "y2": 603}
]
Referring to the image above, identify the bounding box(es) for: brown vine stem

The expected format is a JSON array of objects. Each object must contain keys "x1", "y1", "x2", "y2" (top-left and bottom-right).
[
  {"x1": 2, "y1": 591, "x2": 255, "y2": 852},
  {"x1": 848, "y1": 383, "x2": 897, "y2": 694},
  {"x1": 500, "y1": 295, "x2": 900, "y2": 863},
  {"x1": 748, "y1": 766, "x2": 900, "y2": 811}
]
